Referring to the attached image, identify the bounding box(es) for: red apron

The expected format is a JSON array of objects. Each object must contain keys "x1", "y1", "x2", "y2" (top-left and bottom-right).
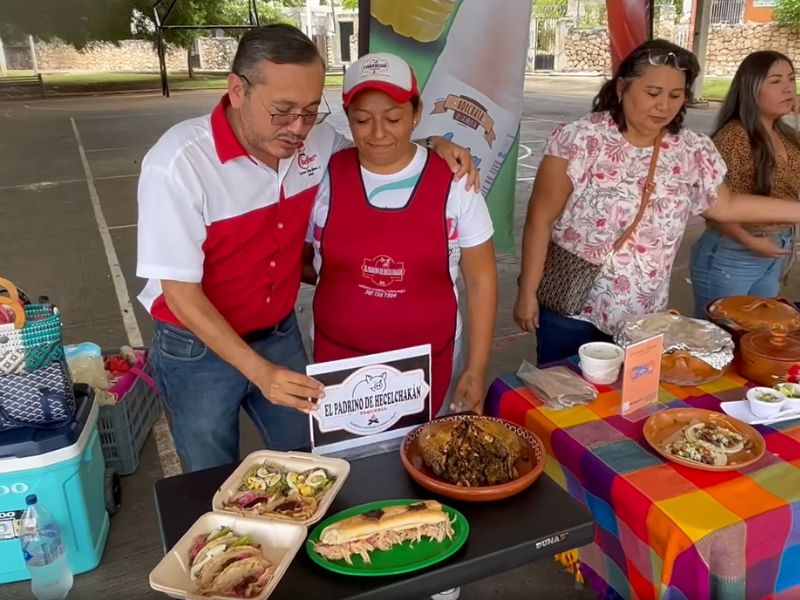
[{"x1": 313, "y1": 148, "x2": 458, "y2": 416}]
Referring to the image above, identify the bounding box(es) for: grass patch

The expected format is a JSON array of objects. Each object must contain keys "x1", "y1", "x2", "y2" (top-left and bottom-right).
[
  {"x1": 1, "y1": 70, "x2": 343, "y2": 95},
  {"x1": 702, "y1": 78, "x2": 800, "y2": 101},
  {"x1": 701, "y1": 79, "x2": 732, "y2": 102}
]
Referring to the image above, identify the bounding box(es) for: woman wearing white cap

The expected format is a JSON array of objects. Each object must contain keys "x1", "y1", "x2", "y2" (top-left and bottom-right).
[{"x1": 303, "y1": 52, "x2": 498, "y2": 420}]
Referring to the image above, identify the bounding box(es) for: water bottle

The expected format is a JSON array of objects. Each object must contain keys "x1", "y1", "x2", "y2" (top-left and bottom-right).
[
  {"x1": 19, "y1": 495, "x2": 74, "y2": 600},
  {"x1": 414, "y1": 0, "x2": 531, "y2": 196},
  {"x1": 371, "y1": 0, "x2": 457, "y2": 43}
]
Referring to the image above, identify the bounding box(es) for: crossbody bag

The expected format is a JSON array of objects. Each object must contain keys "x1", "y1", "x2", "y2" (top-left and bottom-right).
[{"x1": 536, "y1": 132, "x2": 663, "y2": 316}]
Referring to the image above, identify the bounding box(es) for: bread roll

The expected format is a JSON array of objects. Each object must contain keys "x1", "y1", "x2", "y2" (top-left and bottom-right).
[{"x1": 319, "y1": 501, "x2": 446, "y2": 544}]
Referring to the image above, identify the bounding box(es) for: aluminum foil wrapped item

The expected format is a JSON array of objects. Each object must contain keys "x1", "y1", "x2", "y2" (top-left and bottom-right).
[{"x1": 614, "y1": 312, "x2": 735, "y2": 371}]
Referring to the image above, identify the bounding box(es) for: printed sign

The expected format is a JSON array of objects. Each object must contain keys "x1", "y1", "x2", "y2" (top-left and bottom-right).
[
  {"x1": 430, "y1": 94, "x2": 497, "y2": 146},
  {"x1": 307, "y1": 345, "x2": 432, "y2": 455},
  {"x1": 621, "y1": 334, "x2": 664, "y2": 417},
  {"x1": 0, "y1": 510, "x2": 23, "y2": 542}
]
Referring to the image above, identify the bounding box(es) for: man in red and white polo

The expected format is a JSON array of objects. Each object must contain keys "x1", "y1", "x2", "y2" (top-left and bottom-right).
[{"x1": 136, "y1": 24, "x2": 478, "y2": 472}]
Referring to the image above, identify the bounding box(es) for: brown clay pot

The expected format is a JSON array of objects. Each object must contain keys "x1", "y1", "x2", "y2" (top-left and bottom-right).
[
  {"x1": 707, "y1": 297, "x2": 800, "y2": 344},
  {"x1": 739, "y1": 329, "x2": 800, "y2": 387}
]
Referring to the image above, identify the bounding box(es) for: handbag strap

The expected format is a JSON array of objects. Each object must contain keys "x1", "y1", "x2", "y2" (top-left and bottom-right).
[
  {"x1": 128, "y1": 365, "x2": 159, "y2": 395},
  {"x1": 0, "y1": 278, "x2": 21, "y2": 304},
  {"x1": 610, "y1": 131, "x2": 664, "y2": 252},
  {"x1": 0, "y1": 296, "x2": 26, "y2": 330}
]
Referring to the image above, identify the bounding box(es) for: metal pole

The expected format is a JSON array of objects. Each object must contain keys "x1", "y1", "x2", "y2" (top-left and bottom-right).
[
  {"x1": 358, "y1": 0, "x2": 370, "y2": 56},
  {"x1": 157, "y1": 29, "x2": 170, "y2": 98},
  {"x1": 0, "y1": 37, "x2": 7, "y2": 76},
  {"x1": 329, "y1": 0, "x2": 339, "y2": 65},
  {"x1": 28, "y1": 35, "x2": 38, "y2": 74},
  {"x1": 690, "y1": 0, "x2": 711, "y2": 104}
]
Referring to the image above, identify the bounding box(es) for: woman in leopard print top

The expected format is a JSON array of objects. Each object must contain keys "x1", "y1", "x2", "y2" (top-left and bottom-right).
[{"x1": 689, "y1": 51, "x2": 800, "y2": 317}]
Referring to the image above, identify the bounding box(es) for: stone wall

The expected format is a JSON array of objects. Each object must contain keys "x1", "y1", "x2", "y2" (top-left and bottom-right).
[
  {"x1": 704, "y1": 23, "x2": 800, "y2": 75},
  {"x1": 198, "y1": 38, "x2": 237, "y2": 71},
  {"x1": 5, "y1": 40, "x2": 186, "y2": 71},
  {"x1": 558, "y1": 20, "x2": 800, "y2": 76},
  {"x1": 562, "y1": 26, "x2": 611, "y2": 73},
  {"x1": 3, "y1": 35, "x2": 338, "y2": 72}
]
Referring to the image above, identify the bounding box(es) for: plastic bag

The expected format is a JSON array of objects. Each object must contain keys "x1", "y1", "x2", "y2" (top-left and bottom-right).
[{"x1": 516, "y1": 361, "x2": 599, "y2": 410}]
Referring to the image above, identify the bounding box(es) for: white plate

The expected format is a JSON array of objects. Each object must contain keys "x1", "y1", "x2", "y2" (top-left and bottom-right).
[
  {"x1": 212, "y1": 450, "x2": 350, "y2": 527},
  {"x1": 720, "y1": 401, "x2": 800, "y2": 426},
  {"x1": 149, "y1": 511, "x2": 306, "y2": 600}
]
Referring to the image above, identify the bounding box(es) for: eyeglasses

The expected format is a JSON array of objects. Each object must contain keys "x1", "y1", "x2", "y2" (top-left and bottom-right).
[
  {"x1": 646, "y1": 49, "x2": 695, "y2": 72},
  {"x1": 237, "y1": 73, "x2": 331, "y2": 126}
]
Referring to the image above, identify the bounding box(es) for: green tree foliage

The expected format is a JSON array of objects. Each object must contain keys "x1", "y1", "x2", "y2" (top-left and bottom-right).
[
  {"x1": 0, "y1": 0, "x2": 297, "y2": 49},
  {"x1": 341, "y1": 0, "x2": 360, "y2": 9},
  {"x1": 532, "y1": 0, "x2": 568, "y2": 19},
  {"x1": 774, "y1": 0, "x2": 800, "y2": 28},
  {"x1": 132, "y1": 0, "x2": 292, "y2": 49}
]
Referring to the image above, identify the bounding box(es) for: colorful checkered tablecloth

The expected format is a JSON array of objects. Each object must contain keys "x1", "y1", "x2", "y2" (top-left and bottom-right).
[{"x1": 486, "y1": 359, "x2": 800, "y2": 600}]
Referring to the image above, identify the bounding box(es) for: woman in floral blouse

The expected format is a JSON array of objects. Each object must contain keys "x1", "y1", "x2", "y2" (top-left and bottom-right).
[
  {"x1": 514, "y1": 40, "x2": 800, "y2": 366},
  {"x1": 689, "y1": 51, "x2": 800, "y2": 317}
]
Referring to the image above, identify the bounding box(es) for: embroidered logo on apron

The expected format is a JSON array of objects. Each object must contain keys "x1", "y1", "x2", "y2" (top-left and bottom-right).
[{"x1": 361, "y1": 255, "x2": 405, "y2": 287}]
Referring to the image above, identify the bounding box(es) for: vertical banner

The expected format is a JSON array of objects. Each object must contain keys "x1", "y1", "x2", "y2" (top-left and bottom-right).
[
  {"x1": 364, "y1": 0, "x2": 532, "y2": 254},
  {"x1": 606, "y1": 0, "x2": 652, "y2": 71}
]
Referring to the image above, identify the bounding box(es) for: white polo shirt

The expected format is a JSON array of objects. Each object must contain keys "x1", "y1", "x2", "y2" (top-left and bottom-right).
[{"x1": 136, "y1": 95, "x2": 350, "y2": 335}]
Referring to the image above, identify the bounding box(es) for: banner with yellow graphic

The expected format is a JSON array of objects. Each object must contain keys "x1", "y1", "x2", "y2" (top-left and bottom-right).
[{"x1": 363, "y1": 0, "x2": 532, "y2": 254}]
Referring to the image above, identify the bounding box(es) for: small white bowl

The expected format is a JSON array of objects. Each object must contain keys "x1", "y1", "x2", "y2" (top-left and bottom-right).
[
  {"x1": 579, "y1": 342, "x2": 624, "y2": 385},
  {"x1": 580, "y1": 364, "x2": 620, "y2": 385},
  {"x1": 747, "y1": 387, "x2": 787, "y2": 418},
  {"x1": 774, "y1": 383, "x2": 800, "y2": 408}
]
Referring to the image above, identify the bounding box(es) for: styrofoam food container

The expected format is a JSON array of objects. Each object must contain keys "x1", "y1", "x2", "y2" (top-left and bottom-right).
[
  {"x1": 212, "y1": 450, "x2": 350, "y2": 527},
  {"x1": 579, "y1": 342, "x2": 624, "y2": 383},
  {"x1": 774, "y1": 382, "x2": 800, "y2": 408},
  {"x1": 747, "y1": 387, "x2": 787, "y2": 418},
  {"x1": 149, "y1": 511, "x2": 306, "y2": 600}
]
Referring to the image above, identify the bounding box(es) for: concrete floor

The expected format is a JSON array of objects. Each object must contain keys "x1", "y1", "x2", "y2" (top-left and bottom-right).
[{"x1": 2, "y1": 76, "x2": 800, "y2": 600}]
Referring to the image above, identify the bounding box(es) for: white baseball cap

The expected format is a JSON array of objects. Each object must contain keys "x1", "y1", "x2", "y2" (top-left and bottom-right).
[{"x1": 342, "y1": 52, "x2": 419, "y2": 109}]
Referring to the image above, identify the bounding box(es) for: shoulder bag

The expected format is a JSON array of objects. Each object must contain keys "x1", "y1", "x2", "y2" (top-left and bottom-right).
[{"x1": 536, "y1": 132, "x2": 663, "y2": 316}]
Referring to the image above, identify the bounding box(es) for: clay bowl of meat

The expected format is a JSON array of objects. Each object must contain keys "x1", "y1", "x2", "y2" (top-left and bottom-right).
[{"x1": 400, "y1": 415, "x2": 546, "y2": 502}]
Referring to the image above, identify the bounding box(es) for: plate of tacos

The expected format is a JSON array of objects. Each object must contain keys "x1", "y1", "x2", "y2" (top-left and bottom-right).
[
  {"x1": 149, "y1": 513, "x2": 306, "y2": 599},
  {"x1": 212, "y1": 451, "x2": 350, "y2": 527},
  {"x1": 643, "y1": 408, "x2": 765, "y2": 472}
]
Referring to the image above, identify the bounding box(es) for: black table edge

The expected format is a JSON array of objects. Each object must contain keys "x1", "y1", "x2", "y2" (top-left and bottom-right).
[{"x1": 152, "y1": 479, "x2": 595, "y2": 600}]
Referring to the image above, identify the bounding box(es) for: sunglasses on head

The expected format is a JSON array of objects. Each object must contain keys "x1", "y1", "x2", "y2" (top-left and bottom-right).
[{"x1": 645, "y1": 49, "x2": 694, "y2": 71}]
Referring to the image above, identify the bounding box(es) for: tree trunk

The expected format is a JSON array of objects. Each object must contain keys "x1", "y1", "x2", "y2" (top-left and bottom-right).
[{"x1": 187, "y1": 48, "x2": 195, "y2": 79}]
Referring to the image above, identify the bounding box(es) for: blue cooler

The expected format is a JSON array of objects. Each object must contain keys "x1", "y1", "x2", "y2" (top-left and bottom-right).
[{"x1": 0, "y1": 385, "x2": 110, "y2": 584}]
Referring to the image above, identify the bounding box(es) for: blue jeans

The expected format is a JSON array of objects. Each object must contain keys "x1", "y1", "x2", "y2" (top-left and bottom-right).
[
  {"x1": 535, "y1": 307, "x2": 612, "y2": 366},
  {"x1": 151, "y1": 312, "x2": 311, "y2": 473},
  {"x1": 689, "y1": 228, "x2": 793, "y2": 319}
]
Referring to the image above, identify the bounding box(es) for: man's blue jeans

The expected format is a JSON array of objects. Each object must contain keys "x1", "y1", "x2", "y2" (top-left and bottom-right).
[{"x1": 151, "y1": 312, "x2": 311, "y2": 473}]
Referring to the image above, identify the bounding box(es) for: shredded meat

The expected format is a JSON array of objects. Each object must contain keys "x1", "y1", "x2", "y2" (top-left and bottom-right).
[{"x1": 313, "y1": 520, "x2": 456, "y2": 565}]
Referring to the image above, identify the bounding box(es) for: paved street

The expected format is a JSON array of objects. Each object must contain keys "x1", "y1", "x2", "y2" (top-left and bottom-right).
[{"x1": 1, "y1": 77, "x2": 796, "y2": 599}]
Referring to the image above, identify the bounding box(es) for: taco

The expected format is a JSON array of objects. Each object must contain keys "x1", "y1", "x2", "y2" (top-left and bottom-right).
[
  {"x1": 664, "y1": 439, "x2": 727, "y2": 466},
  {"x1": 187, "y1": 527, "x2": 273, "y2": 598},
  {"x1": 685, "y1": 422, "x2": 745, "y2": 454},
  {"x1": 222, "y1": 463, "x2": 335, "y2": 521}
]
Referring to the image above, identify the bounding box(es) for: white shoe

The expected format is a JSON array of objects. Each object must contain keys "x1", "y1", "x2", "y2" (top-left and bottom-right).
[{"x1": 431, "y1": 589, "x2": 460, "y2": 600}]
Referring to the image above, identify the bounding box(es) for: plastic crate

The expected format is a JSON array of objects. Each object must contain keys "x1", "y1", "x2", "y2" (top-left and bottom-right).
[{"x1": 97, "y1": 351, "x2": 162, "y2": 476}]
